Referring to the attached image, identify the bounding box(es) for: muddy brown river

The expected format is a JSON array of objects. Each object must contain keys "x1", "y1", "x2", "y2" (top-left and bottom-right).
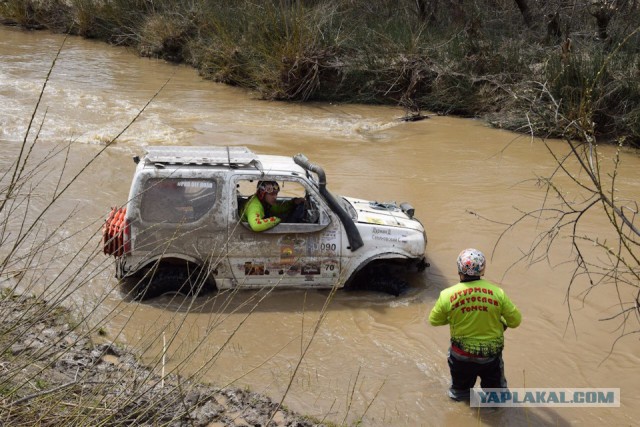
[{"x1": 1, "y1": 27, "x2": 638, "y2": 426}]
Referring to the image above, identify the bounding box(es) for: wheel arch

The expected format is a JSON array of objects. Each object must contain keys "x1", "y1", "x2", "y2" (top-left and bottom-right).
[
  {"x1": 120, "y1": 254, "x2": 218, "y2": 300},
  {"x1": 343, "y1": 252, "x2": 413, "y2": 289},
  {"x1": 128, "y1": 253, "x2": 203, "y2": 275}
]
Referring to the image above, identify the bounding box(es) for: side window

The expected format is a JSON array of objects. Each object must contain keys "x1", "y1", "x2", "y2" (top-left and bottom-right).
[
  {"x1": 140, "y1": 178, "x2": 216, "y2": 223},
  {"x1": 236, "y1": 179, "x2": 305, "y2": 199},
  {"x1": 236, "y1": 179, "x2": 258, "y2": 219},
  {"x1": 236, "y1": 179, "x2": 306, "y2": 217},
  {"x1": 236, "y1": 178, "x2": 326, "y2": 226}
]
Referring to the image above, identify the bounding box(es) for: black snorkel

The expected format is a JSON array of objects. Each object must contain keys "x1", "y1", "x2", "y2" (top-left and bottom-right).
[{"x1": 293, "y1": 154, "x2": 363, "y2": 251}]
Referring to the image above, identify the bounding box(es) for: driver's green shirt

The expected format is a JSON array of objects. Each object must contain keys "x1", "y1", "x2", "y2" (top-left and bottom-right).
[
  {"x1": 242, "y1": 195, "x2": 293, "y2": 232},
  {"x1": 429, "y1": 279, "x2": 521, "y2": 357}
]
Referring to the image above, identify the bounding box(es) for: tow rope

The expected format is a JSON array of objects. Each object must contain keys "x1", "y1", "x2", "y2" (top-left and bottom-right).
[{"x1": 103, "y1": 206, "x2": 127, "y2": 257}]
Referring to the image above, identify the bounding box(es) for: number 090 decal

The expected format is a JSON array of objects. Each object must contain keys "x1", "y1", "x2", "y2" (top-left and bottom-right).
[{"x1": 320, "y1": 243, "x2": 337, "y2": 251}]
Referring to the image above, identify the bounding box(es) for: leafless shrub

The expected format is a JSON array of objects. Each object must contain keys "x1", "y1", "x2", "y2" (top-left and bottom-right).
[{"x1": 495, "y1": 28, "x2": 640, "y2": 351}]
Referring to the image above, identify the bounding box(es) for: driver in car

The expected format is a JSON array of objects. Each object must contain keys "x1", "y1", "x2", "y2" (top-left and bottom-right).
[{"x1": 243, "y1": 181, "x2": 305, "y2": 232}]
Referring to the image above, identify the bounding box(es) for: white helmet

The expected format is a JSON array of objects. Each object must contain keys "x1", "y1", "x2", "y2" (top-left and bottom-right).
[{"x1": 457, "y1": 248, "x2": 486, "y2": 276}]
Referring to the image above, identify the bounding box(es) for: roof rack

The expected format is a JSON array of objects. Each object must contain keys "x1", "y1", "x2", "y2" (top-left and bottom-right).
[{"x1": 143, "y1": 146, "x2": 259, "y2": 166}]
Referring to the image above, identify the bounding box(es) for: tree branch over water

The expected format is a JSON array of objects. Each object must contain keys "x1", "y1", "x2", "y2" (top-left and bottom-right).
[{"x1": 494, "y1": 29, "x2": 640, "y2": 349}]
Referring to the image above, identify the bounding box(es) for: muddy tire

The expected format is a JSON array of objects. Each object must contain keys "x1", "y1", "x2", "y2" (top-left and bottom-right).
[
  {"x1": 346, "y1": 263, "x2": 409, "y2": 296},
  {"x1": 126, "y1": 265, "x2": 214, "y2": 301},
  {"x1": 367, "y1": 273, "x2": 409, "y2": 297}
]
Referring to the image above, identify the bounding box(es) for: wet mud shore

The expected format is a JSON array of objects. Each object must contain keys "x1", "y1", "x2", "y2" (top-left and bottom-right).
[{"x1": 0, "y1": 292, "x2": 326, "y2": 426}]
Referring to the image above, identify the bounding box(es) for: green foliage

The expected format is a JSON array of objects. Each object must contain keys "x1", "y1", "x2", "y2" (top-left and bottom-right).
[
  {"x1": 546, "y1": 51, "x2": 602, "y2": 120},
  {"x1": 541, "y1": 44, "x2": 640, "y2": 144},
  {"x1": 0, "y1": 0, "x2": 39, "y2": 27},
  {"x1": 34, "y1": 378, "x2": 48, "y2": 389},
  {"x1": 70, "y1": 0, "x2": 99, "y2": 37}
]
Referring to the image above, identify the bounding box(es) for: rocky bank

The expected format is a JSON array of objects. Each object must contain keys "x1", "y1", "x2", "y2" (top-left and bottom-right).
[{"x1": 0, "y1": 292, "x2": 327, "y2": 426}]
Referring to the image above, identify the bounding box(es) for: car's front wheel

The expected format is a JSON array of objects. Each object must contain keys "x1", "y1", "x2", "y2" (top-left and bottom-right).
[{"x1": 345, "y1": 262, "x2": 409, "y2": 296}]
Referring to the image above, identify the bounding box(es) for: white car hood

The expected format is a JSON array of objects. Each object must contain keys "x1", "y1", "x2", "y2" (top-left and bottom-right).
[{"x1": 342, "y1": 196, "x2": 424, "y2": 231}]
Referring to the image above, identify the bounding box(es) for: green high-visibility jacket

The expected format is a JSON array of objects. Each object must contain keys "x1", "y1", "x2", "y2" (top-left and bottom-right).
[
  {"x1": 242, "y1": 195, "x2": 293, "y2": 232},
  {"x1": 429, "y1": 279, "x2": 521, "y2": 357}
]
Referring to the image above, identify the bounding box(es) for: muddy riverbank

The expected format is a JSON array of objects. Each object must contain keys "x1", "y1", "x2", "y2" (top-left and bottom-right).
[{"x1": 0, "y1": 291, "x2": 326, "y2": 426}]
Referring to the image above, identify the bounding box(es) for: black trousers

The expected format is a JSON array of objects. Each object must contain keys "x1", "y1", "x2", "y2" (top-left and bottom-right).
[{"x1": 447, "y1": 349, "x2": 507, "y2": 401}]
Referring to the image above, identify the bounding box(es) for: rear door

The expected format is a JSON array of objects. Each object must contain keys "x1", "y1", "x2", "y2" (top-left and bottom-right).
[{"x1": 130, "y1": 172, "x2": 228, "y2": 271}]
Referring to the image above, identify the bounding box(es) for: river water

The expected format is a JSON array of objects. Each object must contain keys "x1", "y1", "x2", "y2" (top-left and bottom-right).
[{"x1": 1, "y1": 26, "x2": 638, "y2": 426}]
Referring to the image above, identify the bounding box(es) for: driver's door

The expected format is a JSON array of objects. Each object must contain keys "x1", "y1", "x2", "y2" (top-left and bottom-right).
[{"x1": 227, "y1": 176, "x2": 341, "y2": 288}]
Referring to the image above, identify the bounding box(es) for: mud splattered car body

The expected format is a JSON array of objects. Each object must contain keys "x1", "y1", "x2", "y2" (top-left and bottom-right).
[{"x1": 106, "y1": 146, "x2": 427, "y2": 297}]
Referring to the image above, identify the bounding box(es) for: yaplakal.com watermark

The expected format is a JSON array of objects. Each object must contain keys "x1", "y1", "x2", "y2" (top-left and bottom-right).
[{"x1": 470, "y1": 388, "x2": 620, "y2": 407}]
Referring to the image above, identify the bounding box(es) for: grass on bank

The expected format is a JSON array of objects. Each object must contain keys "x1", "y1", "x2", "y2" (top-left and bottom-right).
[{"x1": 1, "y1": 0, "x2": 640, "y2": 146}]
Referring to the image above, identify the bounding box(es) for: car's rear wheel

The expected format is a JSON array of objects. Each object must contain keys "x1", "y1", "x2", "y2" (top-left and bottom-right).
[{"x1": 124, "y1": 263, "x2": 215, "y2": 301}]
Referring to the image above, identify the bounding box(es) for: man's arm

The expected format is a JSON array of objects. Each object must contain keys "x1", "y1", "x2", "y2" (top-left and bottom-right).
[
  {"x1": 429, "y1": 294, "x2": 450, "y2": 326},
  {"x1": 501, "y1": 293, "x2": 522, "y2": 329},
  {"x1": 246, "y1": 197, "x2": 281, "y2": 232}
]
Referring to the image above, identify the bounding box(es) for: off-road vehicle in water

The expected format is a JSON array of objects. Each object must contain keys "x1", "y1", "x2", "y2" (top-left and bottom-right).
[{"x1": 103, "y1": 146, "x2": 427, "y2": 299}]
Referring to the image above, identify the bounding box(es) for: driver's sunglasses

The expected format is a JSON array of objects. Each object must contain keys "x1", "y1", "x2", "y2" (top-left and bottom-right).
[{"x1": 259, "y1": 183, "x2": 280, "y2": 194}]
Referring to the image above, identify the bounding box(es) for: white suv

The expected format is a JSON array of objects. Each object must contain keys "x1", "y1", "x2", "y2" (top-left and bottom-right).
[{"x1": 103, "y1": 146, "x2": 428, "y2": 299}]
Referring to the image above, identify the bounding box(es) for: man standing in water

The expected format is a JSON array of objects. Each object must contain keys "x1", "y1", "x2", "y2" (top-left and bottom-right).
[{"x1": 429, "y1": 248, "x2": 521, "y2": 401}]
